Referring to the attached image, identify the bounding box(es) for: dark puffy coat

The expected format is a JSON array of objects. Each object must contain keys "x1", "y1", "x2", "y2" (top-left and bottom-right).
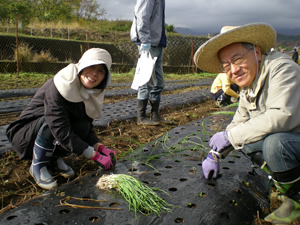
[{"x1": 6, "y1": 78, "x2": 99, "y2": 160}]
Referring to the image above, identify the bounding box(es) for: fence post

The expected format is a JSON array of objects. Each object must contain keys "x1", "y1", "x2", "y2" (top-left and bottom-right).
[
  {"x1": 7, "y1": 19, "x2": 9, "y2": 32},
  {"x1": 191, "y1": 39, "x2": 194, "y2": 74},
  {"x1": 15, "y1": 14, "x2": 19, "y2": 76},
  {"x1": 86, "y1": 31, "x2": 89, "y2": 49}
]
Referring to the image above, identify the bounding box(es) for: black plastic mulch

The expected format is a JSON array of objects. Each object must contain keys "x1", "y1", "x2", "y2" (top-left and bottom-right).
[
  {"x1": 0, "y1": 88, "x2": 211, "y2": 154},
  {"x1": 0, "y1": 79, "x2": 213, "y2": 114},
  {"x1": 0, "y1": 79, "x2": 213, "y2": 99},
  {"x1": 0, "y1": 114, "x2": 270, "y2": 225}
]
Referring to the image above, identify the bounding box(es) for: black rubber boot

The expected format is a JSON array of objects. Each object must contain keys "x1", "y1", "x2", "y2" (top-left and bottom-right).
[
  {"x1": 149, "y1": 99, "x2": 173, "y2": 124},
  {"x1": 250, "y1": 152, "x2": 270, "y2": 174},
  {"x1": 271, "y1": 165, "x2": 300, "y2": 198},
  {"x1": 216, "y1": 93, "x2": 232, "y2": 107},
  {"x1": 137, "y1": 99, "x2": 159, "y2": 126}
]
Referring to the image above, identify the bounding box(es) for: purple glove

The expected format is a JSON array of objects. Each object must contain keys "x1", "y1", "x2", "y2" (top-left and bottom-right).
[
  {"x1": 90, "y1": 152, "x2": 113, "y2": 170},
  {"x1": 98, "y1": 145, "x2": 117, "y2": 166},
  {"x1": 202, "y1": 152, "x2": 220, "y2": 179},
  {"x1": 209, "y1": 131, "x2": 231, "y2": 152}
]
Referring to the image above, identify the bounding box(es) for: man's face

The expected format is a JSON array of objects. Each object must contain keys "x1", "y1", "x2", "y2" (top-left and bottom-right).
[{"x1": 218, "y1": 43, "x2": 261, "y2": 88}]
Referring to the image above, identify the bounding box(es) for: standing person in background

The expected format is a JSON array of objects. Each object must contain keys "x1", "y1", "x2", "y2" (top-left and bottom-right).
[
  {"x1": 194, "y1": 23, "x2": 300, "y2": 224},
  {"x1": 210, "y1": 73, "x2": 239, "y2": 107},
  {"x1": 6, "y1": 48, "x2": 116, "y2": 190},
  {"x1": 292, "y1": 48, "x2": 299, "y2": 64},
  {"x1": 130, "y1": 0, "x2": 171, "y2": 126}
]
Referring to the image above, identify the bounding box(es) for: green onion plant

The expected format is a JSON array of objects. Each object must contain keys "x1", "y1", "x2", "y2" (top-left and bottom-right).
[{"x1": 97, "y1": 174, "x2": 173, "y2": 219}]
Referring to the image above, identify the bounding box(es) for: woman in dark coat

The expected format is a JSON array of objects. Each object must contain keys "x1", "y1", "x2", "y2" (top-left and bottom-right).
[{"x1": 6, "y1": 48, "x2": 116, "y2": 190}]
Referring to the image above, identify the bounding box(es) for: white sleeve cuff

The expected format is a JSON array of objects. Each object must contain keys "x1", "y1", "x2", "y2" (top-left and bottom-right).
[{"x1": 82, "y1": 146, "x2": 95, "y2": 159}]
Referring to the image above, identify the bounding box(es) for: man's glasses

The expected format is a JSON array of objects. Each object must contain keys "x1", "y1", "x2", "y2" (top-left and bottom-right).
[{"x1": 220, "y1": 48, "x2": 254, "y2": 73}]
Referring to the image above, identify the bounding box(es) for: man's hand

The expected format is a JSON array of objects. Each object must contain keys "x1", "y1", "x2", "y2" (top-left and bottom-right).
[
  {"x1": 202, "y1": 131, "x2": 231, "y2": 179},
  {"x1": 139, "y1": 43, "x2": 151, "y2": 54},
  {"x1": 202, "y1": 152, "x2": 220, "y2": 179},
  {"x1": 209, "y1": 131, "x2": 231, "y2": 152}
]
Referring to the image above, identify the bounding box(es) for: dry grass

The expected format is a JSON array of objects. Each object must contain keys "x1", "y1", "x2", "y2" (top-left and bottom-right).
[
  {"x1": 33, "y1": 50, "x2": 58, "y2": 63},
  {"x1": 14, "y1": 42, "x2": 33, "y2": 62},
  {"x1": 30, "y1": 21, "x2": 84, "y2": 30}
]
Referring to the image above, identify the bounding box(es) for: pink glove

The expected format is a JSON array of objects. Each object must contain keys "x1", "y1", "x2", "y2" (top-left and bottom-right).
[
  {"x1": 209, "y1": 131, "x2": 231, "y2": 152},
  {"x1": 202, "y1": 152, "x2": 220, "y2": 179},
  {"x1": 98, "y1": 145, "x2": 117, "y2": 166},
  {"x1": 90, "y1": 152, "x2": 113, "y2": 170}
]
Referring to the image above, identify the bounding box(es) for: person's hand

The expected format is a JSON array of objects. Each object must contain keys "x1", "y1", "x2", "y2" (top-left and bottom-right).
[
  {"x1": 90, "y1": 152, "x2": 113, "y2": 170},
  {"x1": 202, "y1": 152, "x2": 220, "y2": 179},
  {"x1": 98, "y1": 145, "x2": 117, "y2": 166},
  {"x1": 139, "y1": 43, "x2": 151, "y2": 54},
  {"x1": 209, "y1": 131, "x2": 231, "y2": 152}
]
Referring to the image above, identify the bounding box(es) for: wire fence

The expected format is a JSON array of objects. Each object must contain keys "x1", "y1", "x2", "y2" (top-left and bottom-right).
[{"x1": 0, "y1": 25, "x2": 209, "y2": 74}]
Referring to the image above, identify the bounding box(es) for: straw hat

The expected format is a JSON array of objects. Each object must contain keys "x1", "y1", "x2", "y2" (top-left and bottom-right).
[{"x1": 194, "y1": 22, "x2": 276, "y2": 73}]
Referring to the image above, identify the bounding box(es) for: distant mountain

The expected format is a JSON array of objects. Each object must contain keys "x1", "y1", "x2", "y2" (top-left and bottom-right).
[
  {"x1": 175, "y1": 26, "x2": 300, "y2": 36},
  {"x1": 276, "y1": 33, "x2": 300, "y2": 48},
  {"x1": 174, "y1": 27, "x2": 200, "y2": 36},
  {"x1": 276, "y1": 28, "x2": 300, "y2": 36},
  {"x1": 174, "y1": 27, "x2": 217, "y2": 36},
  {"x1": 174, "y1": 26, "x2": 300, "y2": 48}
]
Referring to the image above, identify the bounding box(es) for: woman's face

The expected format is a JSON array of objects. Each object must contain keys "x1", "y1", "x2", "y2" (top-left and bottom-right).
[{"x1": 80, "y1": 64, "x2": 106, "y2": 89}]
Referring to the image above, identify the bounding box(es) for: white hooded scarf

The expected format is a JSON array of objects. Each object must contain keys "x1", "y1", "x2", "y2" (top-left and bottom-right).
[{"x1": 53, "y1": 48, "x2": 112, "y2": 119}]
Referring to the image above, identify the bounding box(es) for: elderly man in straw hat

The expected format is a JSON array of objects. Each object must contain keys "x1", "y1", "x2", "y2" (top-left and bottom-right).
[{"x1": 194, "y1": 22, "x2": 300, "y2": 224}]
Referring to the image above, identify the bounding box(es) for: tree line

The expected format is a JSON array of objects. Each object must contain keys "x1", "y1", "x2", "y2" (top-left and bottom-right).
[
  {"x1": 0, "y1": 0, "x2": 176, "y2": 33},
  {"x1": 0, "y1": 0, "x2": 106, "y2": 25}
]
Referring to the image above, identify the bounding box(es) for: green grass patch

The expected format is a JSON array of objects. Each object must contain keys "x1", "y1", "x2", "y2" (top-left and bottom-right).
[
  {"x1": 0, "y1": 72, "x2": 216, "y2": 90},
  {"x1": 0, "y1": 72, "x2": 54, "y2": 89},
  {"x1": 164, "y1": 72, "x2": 217, "y2": 80},
  {"x1": 212, "y1": 111, "x2": 235, "y2": 116},
  {"x1": 212, "y1": 102, "x2": 239, "y2": 116}
]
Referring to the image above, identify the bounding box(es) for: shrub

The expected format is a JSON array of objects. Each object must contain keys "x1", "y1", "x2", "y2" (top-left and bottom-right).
[
  {"x1": 32, "y1": 50, "x2": 58, "y2": 62},
  {"x1": 14, "y1": 42, "x2": 33, "y2": 62}
]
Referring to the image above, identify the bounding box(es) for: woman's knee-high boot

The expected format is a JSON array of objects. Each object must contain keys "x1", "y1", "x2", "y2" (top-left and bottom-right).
[{"x1": 29, "y1": 134, "x2": 57, "y2": 190}]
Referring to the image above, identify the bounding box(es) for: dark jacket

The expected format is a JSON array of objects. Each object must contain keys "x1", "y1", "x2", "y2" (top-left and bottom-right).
[
  {"x1": 6, "y1": 78, "x2": 99, "y2": 160},
  {"x1": 292, "y1": 50, "x2": 299, "y2": 63}
]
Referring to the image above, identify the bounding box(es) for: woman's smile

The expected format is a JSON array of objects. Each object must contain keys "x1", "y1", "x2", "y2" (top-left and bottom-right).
[{"x1": 80, "y1": 64, "x2": 106, "y2": 89}]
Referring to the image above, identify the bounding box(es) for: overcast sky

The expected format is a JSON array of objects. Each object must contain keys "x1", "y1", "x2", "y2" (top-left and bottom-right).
[{"x1": 98, "y1": 0, "x2": 300, "y2": 35}]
